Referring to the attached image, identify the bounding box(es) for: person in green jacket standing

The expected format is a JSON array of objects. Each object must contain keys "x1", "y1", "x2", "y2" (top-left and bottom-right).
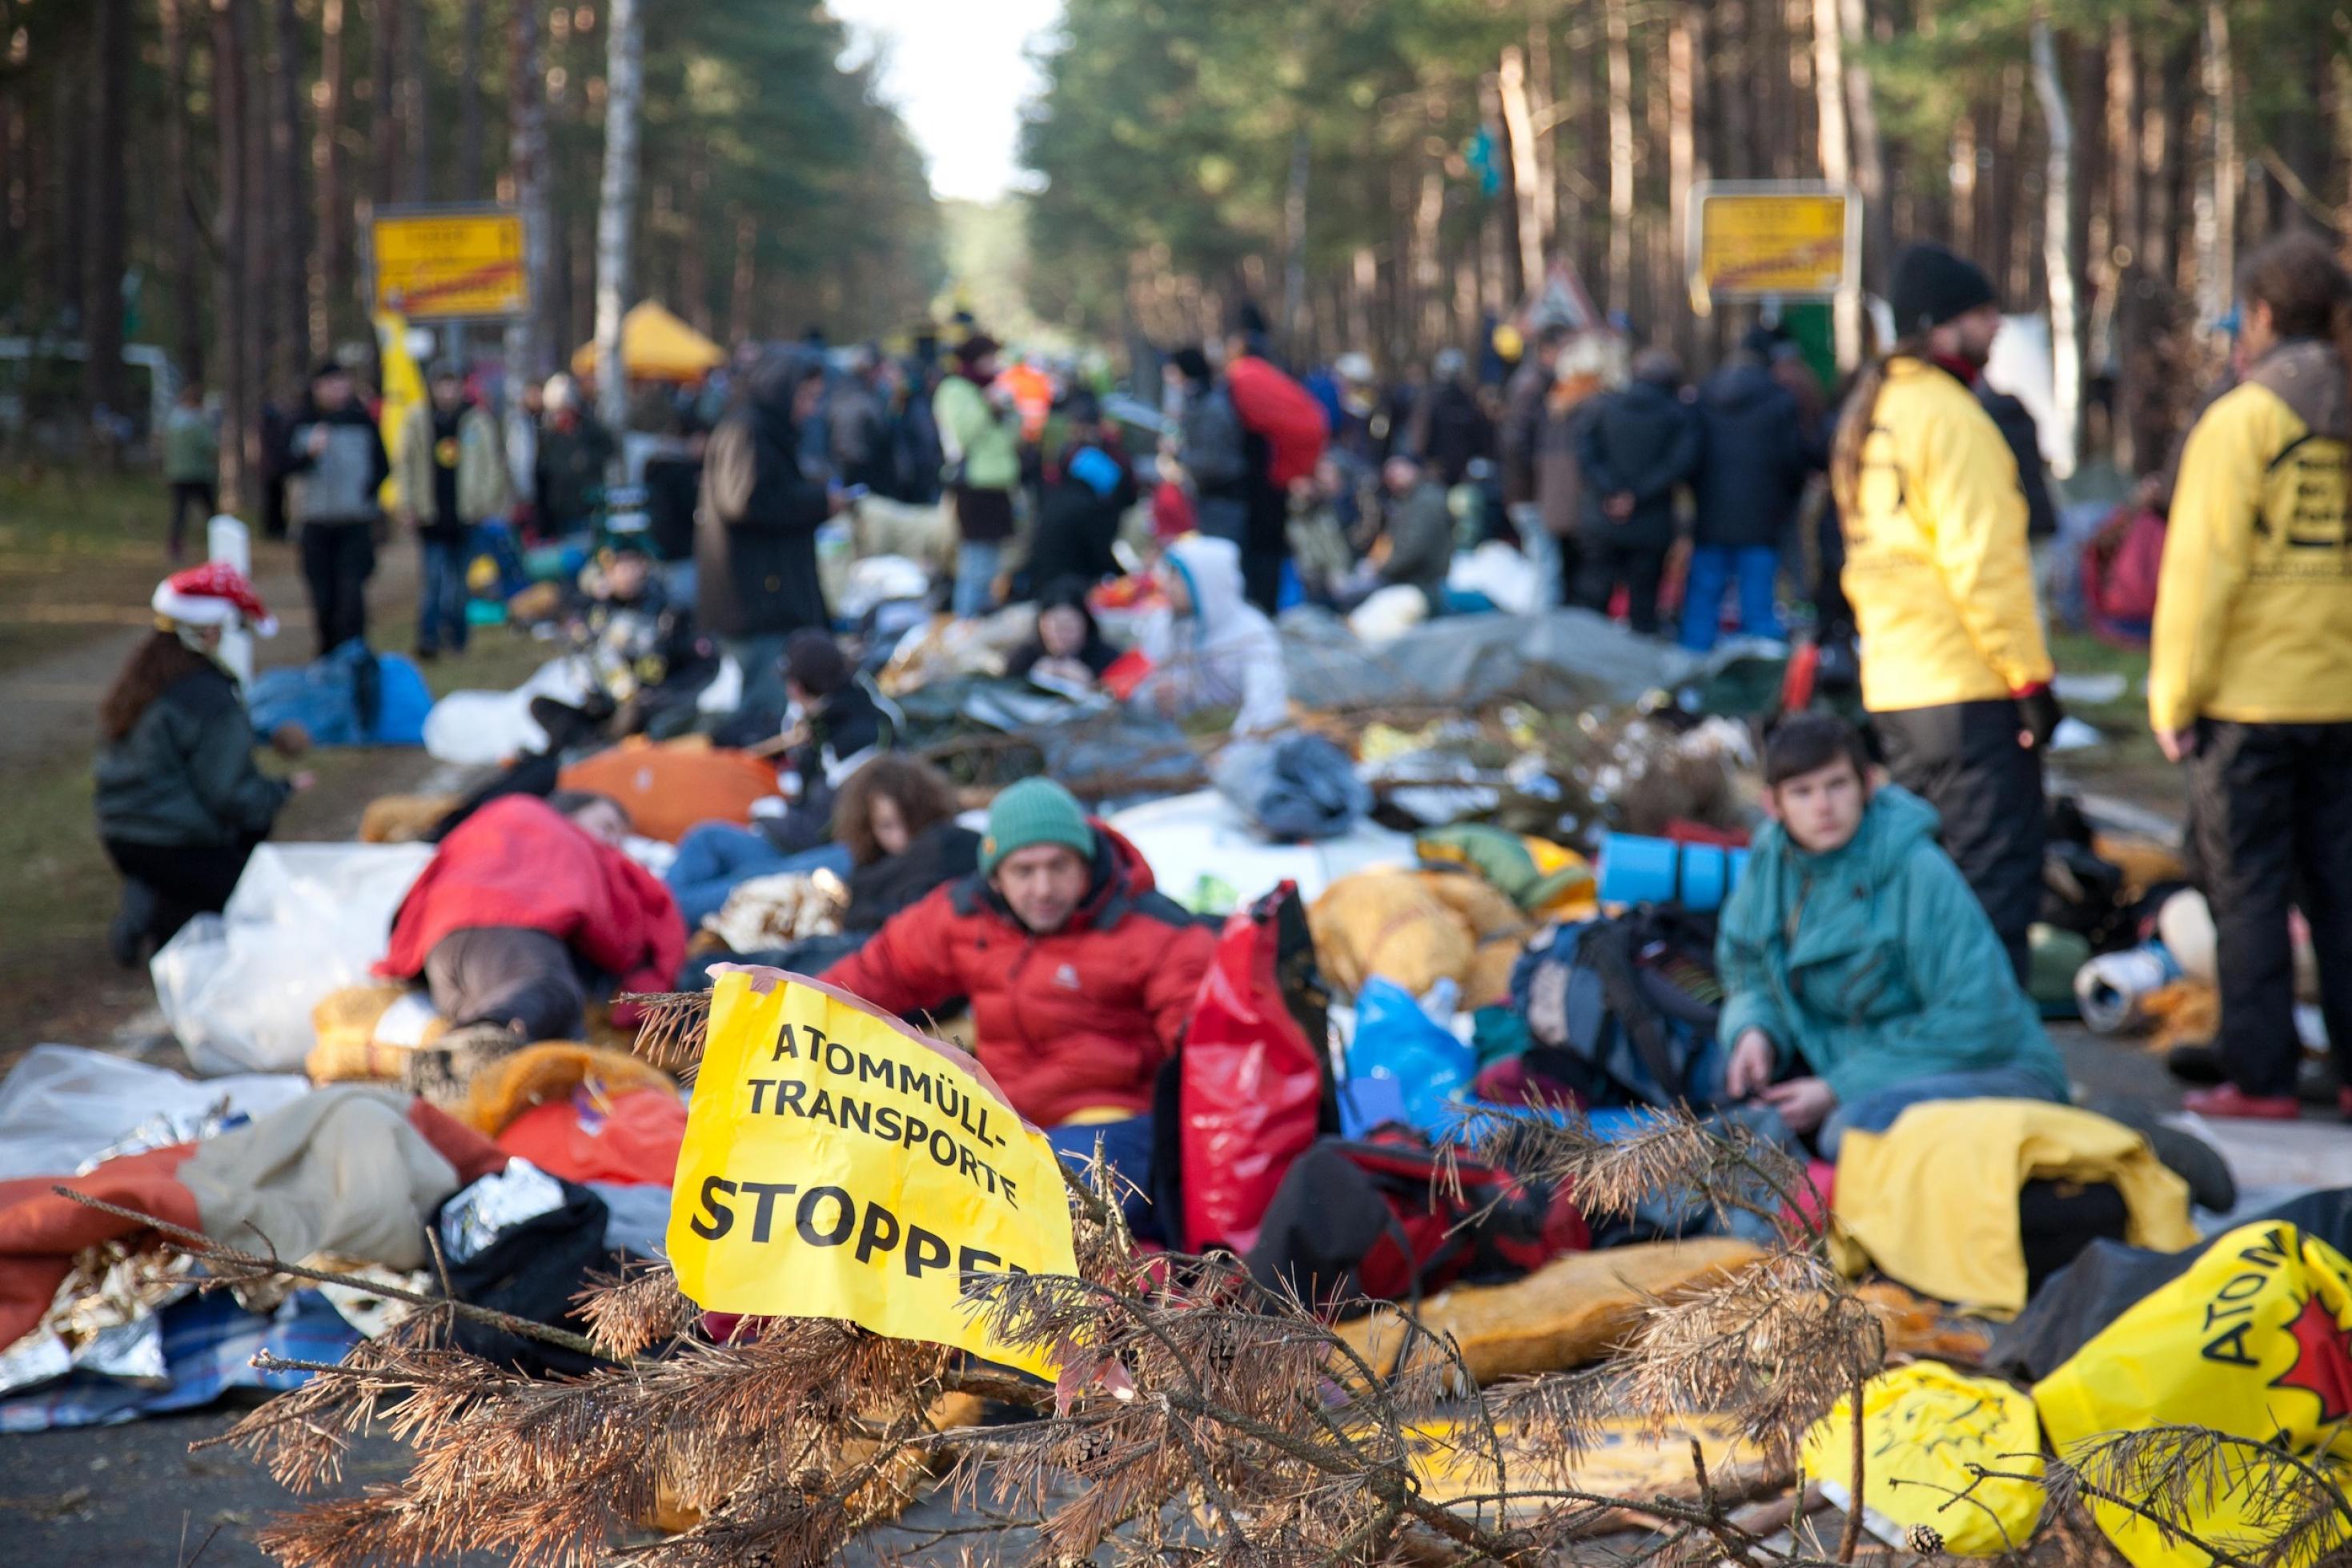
[
  {"x1": 163, "y1": 383, "x2": 220, "y2": 562},
  {"x1": 931, "y1": 333, "x2": 1021, "y2": 617},
  {"x1": 1716, "y1": 712, "x2": 2068, "y2": 1153}
]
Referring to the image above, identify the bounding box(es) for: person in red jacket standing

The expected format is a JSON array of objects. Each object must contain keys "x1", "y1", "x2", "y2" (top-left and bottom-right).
[
  {"x1": 821, "y1": 776, "x2": 1215, "y2": 1234},
  {"x1": 377, "y1": 791, "x2": 685, "y2": 1102}
]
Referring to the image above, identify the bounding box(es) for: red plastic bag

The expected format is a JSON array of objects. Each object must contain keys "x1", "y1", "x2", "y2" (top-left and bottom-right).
[
  {"x1": 1101, "y1": 648, "x2": 1154, "y2": 701},
  {"x1": 2084, "y1": 504, "x2": 2165, "y2": 648},
  {"x1": 497, "y1": 1088, "x2": 688, "y2": 1186},
  {"x1": 1179, "y1": 883, "x2": 1329, "y2": 1253}
]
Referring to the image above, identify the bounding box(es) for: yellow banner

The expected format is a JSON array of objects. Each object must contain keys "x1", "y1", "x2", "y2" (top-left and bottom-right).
[
  {"x1": 1696, "y1": 190, "x2": 1852, "y2": 298},
  {"x1": 370, "y1": 208, "x2": 528, "y2": 321},
  {"x1": 666, "y1": 970, "x2": 1080, "y2": 1378}
]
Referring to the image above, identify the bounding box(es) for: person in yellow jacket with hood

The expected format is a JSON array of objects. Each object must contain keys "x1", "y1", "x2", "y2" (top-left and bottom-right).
[
  {"x1": 1830, "y1": 242, "x2": 2060, "y2": 982},
  {"x1": 2149, "y1": 231, "x2": 2352, "y2": 1121}
]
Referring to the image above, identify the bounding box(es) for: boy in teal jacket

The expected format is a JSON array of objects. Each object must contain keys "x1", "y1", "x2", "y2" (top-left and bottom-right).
[{"x1": 1717, "y1": 713, "x2": 2069, "y2": 1153}]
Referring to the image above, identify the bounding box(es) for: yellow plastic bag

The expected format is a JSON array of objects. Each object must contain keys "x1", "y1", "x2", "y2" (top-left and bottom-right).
[
  {"x1": 2034, "y1": 1220, "x2": 2352, "y2": 1568},
  {"x1": 1800, "y1": 1361, "x2": 2044, "y2": 1557},
  {"x1": 667, "y1": 969, "x2": 1079, "y2": 1378}
]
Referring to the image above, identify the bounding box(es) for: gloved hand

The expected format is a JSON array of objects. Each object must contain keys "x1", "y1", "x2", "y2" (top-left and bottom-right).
[{"x1": 2014, "y1": 684, "x2": 2064, "y2": 750}]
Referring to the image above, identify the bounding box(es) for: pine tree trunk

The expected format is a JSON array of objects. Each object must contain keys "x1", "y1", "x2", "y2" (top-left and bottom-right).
[
  {"x1": 1668, "y1": 4, "x2": 1698, "y2": 362},
  {"x1": 211, "y1": 0, "x2": 253, "y2": 511},
  {"x1": 460, "y1": 0, "x2": 486, "y2": 197},
  {"x1": 1837, "y1": 0, "x2": 1887, "y2": 291},
  {"x1": 163, "y1": 0, "x2": 205, "y2": 382},
  {"x1": 271, "y1": 0, "x2": 308, "y2": 390},
  {"x1": 82, "y1": 0, "x2": 130, "y2": 419},
  {"x1": 315, "y1": 0, "x2": 349, "y2": 357},
  {"x1": 506, "y1": 0, "x2": 553, "y2": 380},
  {"x1": 402, "y1": 0, "x2": 427, "y2": 201},
  {"x1": 371, "y1": 0, "x2": 403, "y2": 207},
  {"x1": 593, "y1": 0, "x2": 643, "y2": 436},
  {"x1": 2029, "y1": 14, "x2": 2078, "y2": 478}
]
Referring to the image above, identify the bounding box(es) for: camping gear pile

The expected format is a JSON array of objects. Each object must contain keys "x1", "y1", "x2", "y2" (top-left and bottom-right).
[{"x1": 16, "y1": 515, "x2": 2330, "y2": 1565}]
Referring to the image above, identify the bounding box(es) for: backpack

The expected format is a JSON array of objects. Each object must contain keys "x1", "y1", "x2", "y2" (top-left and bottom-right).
[
  {"x1": 1508, "y1": 907, "x2": 1727, "y2": 1109},
  {"x1": 1244, "y1": 1125, "x2": 1588, "y2": 1309}
]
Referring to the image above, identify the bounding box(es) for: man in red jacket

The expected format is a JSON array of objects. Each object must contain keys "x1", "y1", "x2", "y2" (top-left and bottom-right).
[
  {"x1": 821, "y1": 777, "x2": 1215, "y2": 1232},
  {"x1": 378, "y1": 792, "x2": 685, "y2": 1098}
]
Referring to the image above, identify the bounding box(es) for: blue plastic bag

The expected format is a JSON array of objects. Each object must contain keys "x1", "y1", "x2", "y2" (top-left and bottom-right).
[{"x1": 1345, "y1": 977, "x2": 1475, "y2": 1135}]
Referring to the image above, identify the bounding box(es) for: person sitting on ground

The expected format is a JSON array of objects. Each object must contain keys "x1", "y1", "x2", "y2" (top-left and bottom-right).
[
  {"x1": 96, "y1": 566, "x2": 313, "y2": 964},
  {"x1": 1371, "y1": 452, "x2": 1455, "y2": 614},
  {"x1": 1025, "y1": 394, "x2": 1138, "y2": 593},
  {"x1": 684, "y1": 755, "x2": 983, "y2": 985},
  {"x1": 1006, "y1": 576, "x2": 1120, "y2": 691},
  {"x1": 1715, "y1": 712, "x2": 2069, "y2": 1154},
  {"x1": 1133, "y1": 532, "x2": 1290, "y2": 736},
  {"x1": 821, "y1": 777, "x2": 1215, "y2": 1233},
  {"x1": 377, "y1": 791, "x2": 684, "y2": 1101},
  {"x1": 670, "y1": 630, "x2": 895, "y2": 925}
]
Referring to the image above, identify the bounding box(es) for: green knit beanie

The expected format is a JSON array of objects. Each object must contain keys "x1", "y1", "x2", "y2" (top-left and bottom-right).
[{"x1": 981, "y1": 777, "x2": 1096, "y2": 876}]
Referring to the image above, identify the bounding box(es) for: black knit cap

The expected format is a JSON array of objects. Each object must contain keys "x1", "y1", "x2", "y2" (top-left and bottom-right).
[
  {"x1": 1890, "y1": 243, "x2": 1999, "y2": 335},
  {"x1": 782, "y1": 629, "x2": 849, "y2": 697}
]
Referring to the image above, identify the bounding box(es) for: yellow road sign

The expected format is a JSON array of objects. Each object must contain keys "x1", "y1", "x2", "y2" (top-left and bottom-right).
[
  {"x1": 369, "y1": 207, "x2": 528, "y2": 321},
  {"x1": 1692, "y1": 185, "x2": 1856, "y2": 299}
]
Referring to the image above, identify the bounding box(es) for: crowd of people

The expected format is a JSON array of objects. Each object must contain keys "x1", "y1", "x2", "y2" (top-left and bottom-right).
[{"x1": 95, "y1": 217, "x2": 2352, "y2": 1275}]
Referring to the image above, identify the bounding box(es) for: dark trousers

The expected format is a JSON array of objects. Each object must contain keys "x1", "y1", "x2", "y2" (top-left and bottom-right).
[
  {"x1": 2189, "y1": 720, "x2": 2352, "y2": 1098},
  {"x1": 168, "y1": 481, "x2": 216, "y2": 559},
  {"x1": 423, "y1": 926, "x2": 589, "y2": 1043},
  {"x1": 299, "y1": 519, "x2": 376, "y2": 656},
  {"x1": 1570, "y1": 540, "x2": 1668, "y2": 636},
  {"x1": 1240, "y1": 545, "x2": 1286, "y2": 616},
  {"x1": 416, "y1": 528, "x2": 477, "y2": 656},
  {"x1": 103, "y1": 833, "x2": 261, "y2": 948},
  {"x1": 1873, "y1": 699, "x2": 2045, "y2": 984}
]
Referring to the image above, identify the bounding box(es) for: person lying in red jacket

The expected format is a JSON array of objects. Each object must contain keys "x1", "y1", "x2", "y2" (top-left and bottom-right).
[
  {"x1": 821, "y1": 776, "x2": 1215, "y2": 1235},
  {"x1": 378, "y1": 791, "x2": 685, "y2": 1102}
]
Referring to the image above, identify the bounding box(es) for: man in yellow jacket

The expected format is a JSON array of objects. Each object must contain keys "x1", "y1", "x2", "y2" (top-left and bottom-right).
[
  {"x1": 2149, "y1": 231, "x2": 2352, "y2": 1121},
  {"x1": 1832, "y1": 243, "x2": 2059, "y2": 982}
]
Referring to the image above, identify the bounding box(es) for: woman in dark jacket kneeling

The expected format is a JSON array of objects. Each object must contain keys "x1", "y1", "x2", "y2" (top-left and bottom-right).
[{"x1": 94, "y1": 566, "x2": 310, "y2": 963}]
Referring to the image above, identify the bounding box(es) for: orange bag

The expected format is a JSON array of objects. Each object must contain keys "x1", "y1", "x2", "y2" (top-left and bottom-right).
[{"x1": 557, "y1": 737, "x2": 778, "y2": 843}]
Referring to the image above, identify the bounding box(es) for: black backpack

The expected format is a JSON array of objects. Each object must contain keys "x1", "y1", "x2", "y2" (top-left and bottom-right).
[{"x1": 1507, "y1": 906, "x2": 1727, "y2": 1109}]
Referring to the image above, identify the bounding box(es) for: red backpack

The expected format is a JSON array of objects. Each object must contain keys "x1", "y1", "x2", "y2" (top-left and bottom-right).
[
  {"x1": 1243, "y1": 1125, "x2": 1589, "y2": 1308},
  {"x1": 1226, "y1": 356, "x2": 1331, "y2": 487},
  {"x1": 2084, "y1": 504, "x2": 2166, "y2": 648}
]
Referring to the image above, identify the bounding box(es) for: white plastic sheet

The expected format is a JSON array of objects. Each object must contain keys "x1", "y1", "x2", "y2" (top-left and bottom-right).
[
  {"x1": 1106, "y1": 788, "x2": 1415, "y2": 916},
  {"x1": 151, "y1": 842, "x2": 435, "y2": 1075},
  {"x1": 0, "y1": 1045, "x2": 311, "y2": 1181},
  {"x1": 420, "y1": 656, "x2": 592, "y2": 765}
]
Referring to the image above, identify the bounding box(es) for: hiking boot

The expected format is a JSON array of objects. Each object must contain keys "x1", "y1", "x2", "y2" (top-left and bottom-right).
[
  {"x1": 2181, "y1": 1084, "x2": 2302, "y2": 1121},
  {"x1": 107, "y1": 882, "x2": 157, "y2": 968}
]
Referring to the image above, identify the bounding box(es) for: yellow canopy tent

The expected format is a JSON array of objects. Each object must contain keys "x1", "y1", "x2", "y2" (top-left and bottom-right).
[{"x1": 570, "y1": 301, "x2": 726, "y2": 383}]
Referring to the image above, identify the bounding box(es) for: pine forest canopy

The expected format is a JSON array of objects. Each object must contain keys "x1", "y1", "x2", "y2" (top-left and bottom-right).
[
  {"x1": 5, "y1": 0, "x2": 943, "y2": 501},
  {"x1": 1021, "y1": 0, "x2": 2342, "y2": 475}
]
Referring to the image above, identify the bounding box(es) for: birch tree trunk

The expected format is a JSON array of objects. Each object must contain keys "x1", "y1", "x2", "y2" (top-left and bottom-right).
[
  {"x1": 1604, "y1": 0, "x2": 1635, "y2": 313},
  {"x1": 1498, "y1": 43, "x2": 1546, "y2": 300},
  {"x1": 2030, "y1": 14, "x2": 2078, "y2": 478},
  {"x1": 593, "y1": 0, "x2": 643, "y2": 439},
  {"x1": 2196, "y1": 2, "x2": 2234, "y2": 331},
  {"x1": 506, "y1": 0, "x2": 553, "y2": 382},
  {"x1": 1810, "y1": 0, "x2": 1858, "y2": 363}
]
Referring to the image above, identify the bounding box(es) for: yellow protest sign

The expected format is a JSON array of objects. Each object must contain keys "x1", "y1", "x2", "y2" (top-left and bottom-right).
[
  {"x1": 2036, "y1": 1221, "x2": 2352, "y2": 1568},
  {"x1": 666, "y1": 969, "x2": 1080, "y2": 1378},
  {"x1": 1801, "y1": 1361, "x2": 2043, "y2": 1557},
  {"x1": 1692, "y1": 185, "x2": 1855, "y2": 299},
  {"x1": 369, "y1": 207, "x2": 528, "y2": 320}
]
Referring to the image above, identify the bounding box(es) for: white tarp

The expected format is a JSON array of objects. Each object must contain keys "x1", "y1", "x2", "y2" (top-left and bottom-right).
[
  {"x1": 420, "y1": 656, "x2": 591, "y2": 766},
  {"x1": 0, "y1": 1045, "x2": 311, "y2": 1181},
  {"x1": 151, "y1": 842, "x2": 435, "y2": 1075},
  {"x1": 1106, "y1": 788, "x2": 1415, "y2": 916}
]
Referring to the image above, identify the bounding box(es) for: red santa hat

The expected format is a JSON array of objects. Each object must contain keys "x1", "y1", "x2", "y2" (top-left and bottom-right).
[{"x1": 152, "y1": 563, "x2": 279, "y2": 638}]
